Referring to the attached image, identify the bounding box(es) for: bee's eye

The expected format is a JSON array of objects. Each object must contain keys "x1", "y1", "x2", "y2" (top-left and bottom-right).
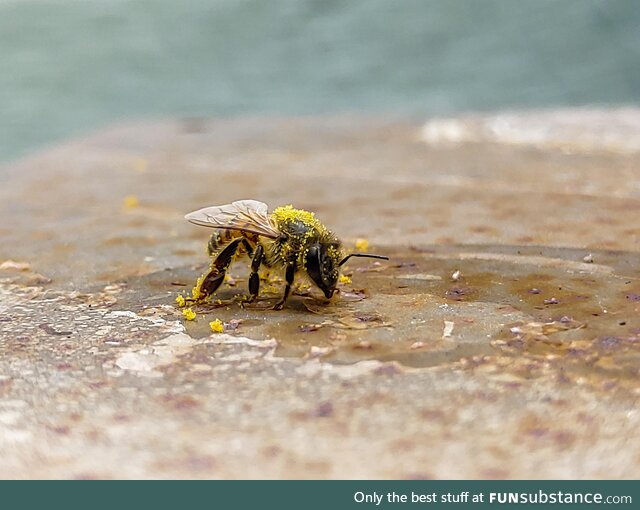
[
  {"x1": 306, "y1": 245, "x2": 322, "y2": 283},
  {"x1": 307, "y1": 243, "x2": 337, "y2": 294}
]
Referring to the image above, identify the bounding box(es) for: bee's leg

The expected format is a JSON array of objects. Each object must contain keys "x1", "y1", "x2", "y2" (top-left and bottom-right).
[
  {"x1": 247, "y1": 244, "x2": 264, "y2": 303},
  {"x1": 273, "y1": 263, "x2": 295, "y2": 310},
  {"x1": 199, "y1": 238, "x2": 242, "y2": 298},
  {"x1": 241, "y1": 238, "x2": 254, "y2": 258}
]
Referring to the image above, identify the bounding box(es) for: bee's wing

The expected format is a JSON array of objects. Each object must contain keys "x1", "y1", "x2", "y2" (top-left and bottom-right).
[{"x1": 185, "y1": 199, "x2": 280, "y2": 239}]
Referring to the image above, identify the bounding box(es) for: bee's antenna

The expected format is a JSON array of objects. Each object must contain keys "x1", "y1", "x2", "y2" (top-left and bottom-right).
[{"x1": 338, "y1": 253, "x2": 389, "y2": 267}]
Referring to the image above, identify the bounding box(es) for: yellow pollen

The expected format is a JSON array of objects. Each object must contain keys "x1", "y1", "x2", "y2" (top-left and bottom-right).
[
  {"x1": 122, "y1": 195, "x2": 140, "y2": 210},
  {"x1": 339, "y1": 274, "x2": 352, "y2": 285},
  {"x1": 272, "y1": 205, "x2": 321, "y2": 228},
  {"x1": 191, "y1": 274, "x2": 206, "y2": 300},
  {"x1": 209, "y1": 319, "x2": 224, "y2": 333},
  {"x1": 355, "y1": 238, "x2": 369, "y2": 252},
  {"x1": 182, "y1": 308, "x2": 196, "y2": 321}
]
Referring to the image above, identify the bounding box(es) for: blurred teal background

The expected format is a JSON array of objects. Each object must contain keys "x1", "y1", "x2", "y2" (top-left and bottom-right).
[{"x1": 1, "y1": 0, "x2": 638, "y2": 163}]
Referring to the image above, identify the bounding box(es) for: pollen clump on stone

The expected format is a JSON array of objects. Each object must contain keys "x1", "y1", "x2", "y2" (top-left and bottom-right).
[
  {"x1": 191, "y1": 274, "x2": 206, "y2": 300},
  {"x1": 209, "y1": 319, "x2": 224, "y2": 333},
  {"x1": 354, "y1": 238, "x2": 370, "y2": 252},
  {"x1": 339, "y1": 274, "x2": 352, "y2": 285},
  {"x1": 182, "y1": 308, "x2": 197, "y2": 321},
  {"x1": 122, "y1": 195, "x2": 140, "y2": 210}
]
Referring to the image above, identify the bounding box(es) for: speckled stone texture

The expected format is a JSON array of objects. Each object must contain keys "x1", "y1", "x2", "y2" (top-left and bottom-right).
[{"x1": 1, "y1": 111, "x2": 639, "y2": 479}]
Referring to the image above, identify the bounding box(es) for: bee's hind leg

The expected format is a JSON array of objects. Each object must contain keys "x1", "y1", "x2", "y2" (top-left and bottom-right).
[
  {"x1": 246, "y1": 244, "x2": 264, "y2": 303},
  {"x1": 273, "y1": 264, "x2": 295, "y2": 310},
  {"x1": 198, "y1": 238, "x2": 242, "y2": 299}
]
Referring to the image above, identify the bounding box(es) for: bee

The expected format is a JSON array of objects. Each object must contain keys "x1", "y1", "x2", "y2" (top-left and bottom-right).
[{"x1": 184, "y1": 200, "x2": 388, "y2": 309}]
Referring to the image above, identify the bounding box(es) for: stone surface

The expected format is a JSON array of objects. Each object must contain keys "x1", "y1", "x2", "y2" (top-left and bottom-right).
[{"x1": 1, "y1": 111, "x2": 640, "y2": 479}]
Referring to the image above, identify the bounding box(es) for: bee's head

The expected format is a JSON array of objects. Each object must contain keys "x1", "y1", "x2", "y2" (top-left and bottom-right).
[
  {"x1": 307, "y1": 242, "x2": 390, "y2": 299},
  {"x1": 306, "y1": 243, "x2": 340, "y2": 299}
]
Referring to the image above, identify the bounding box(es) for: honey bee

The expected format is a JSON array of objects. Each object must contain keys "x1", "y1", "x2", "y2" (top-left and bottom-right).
[{"x1": 185, "y1": 200, "x2": 388, "y2": 309}]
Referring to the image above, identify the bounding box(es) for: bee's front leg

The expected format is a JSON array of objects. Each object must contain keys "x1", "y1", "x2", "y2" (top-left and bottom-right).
[
  {"x1": 247, "y1": 244, "x2": 264, "y2": 303},
  {"x1": 273, "y1": 264, "x2": 295, "y2": 310}
]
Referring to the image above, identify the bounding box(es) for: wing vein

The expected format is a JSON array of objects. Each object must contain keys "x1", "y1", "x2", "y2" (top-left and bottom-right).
[{"x1": 185, "y1": 200, "x2": 280, "y2": 239}]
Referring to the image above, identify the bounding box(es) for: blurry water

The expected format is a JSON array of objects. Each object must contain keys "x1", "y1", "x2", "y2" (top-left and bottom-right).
[{"x1": 1, "y1": 0, "x2": 638, "y2": 163}]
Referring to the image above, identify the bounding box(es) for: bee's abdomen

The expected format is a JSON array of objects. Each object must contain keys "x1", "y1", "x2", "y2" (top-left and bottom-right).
[
  {"x1": 208, "y1": 229, "x2": 241, "y2": 256},
  {"x1": 207, "y1": 229, "x2": 259, "y2": 258}
]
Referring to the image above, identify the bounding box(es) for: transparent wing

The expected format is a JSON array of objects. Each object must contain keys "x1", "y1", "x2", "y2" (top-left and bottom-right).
[{"x1": 184, "y1": 199, "x2": 280, "y2": 239}]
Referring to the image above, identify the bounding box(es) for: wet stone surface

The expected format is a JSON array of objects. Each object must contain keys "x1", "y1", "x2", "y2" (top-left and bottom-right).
[{"x1": 1, "y1": 112, "x2": 639, "y2": 478}]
